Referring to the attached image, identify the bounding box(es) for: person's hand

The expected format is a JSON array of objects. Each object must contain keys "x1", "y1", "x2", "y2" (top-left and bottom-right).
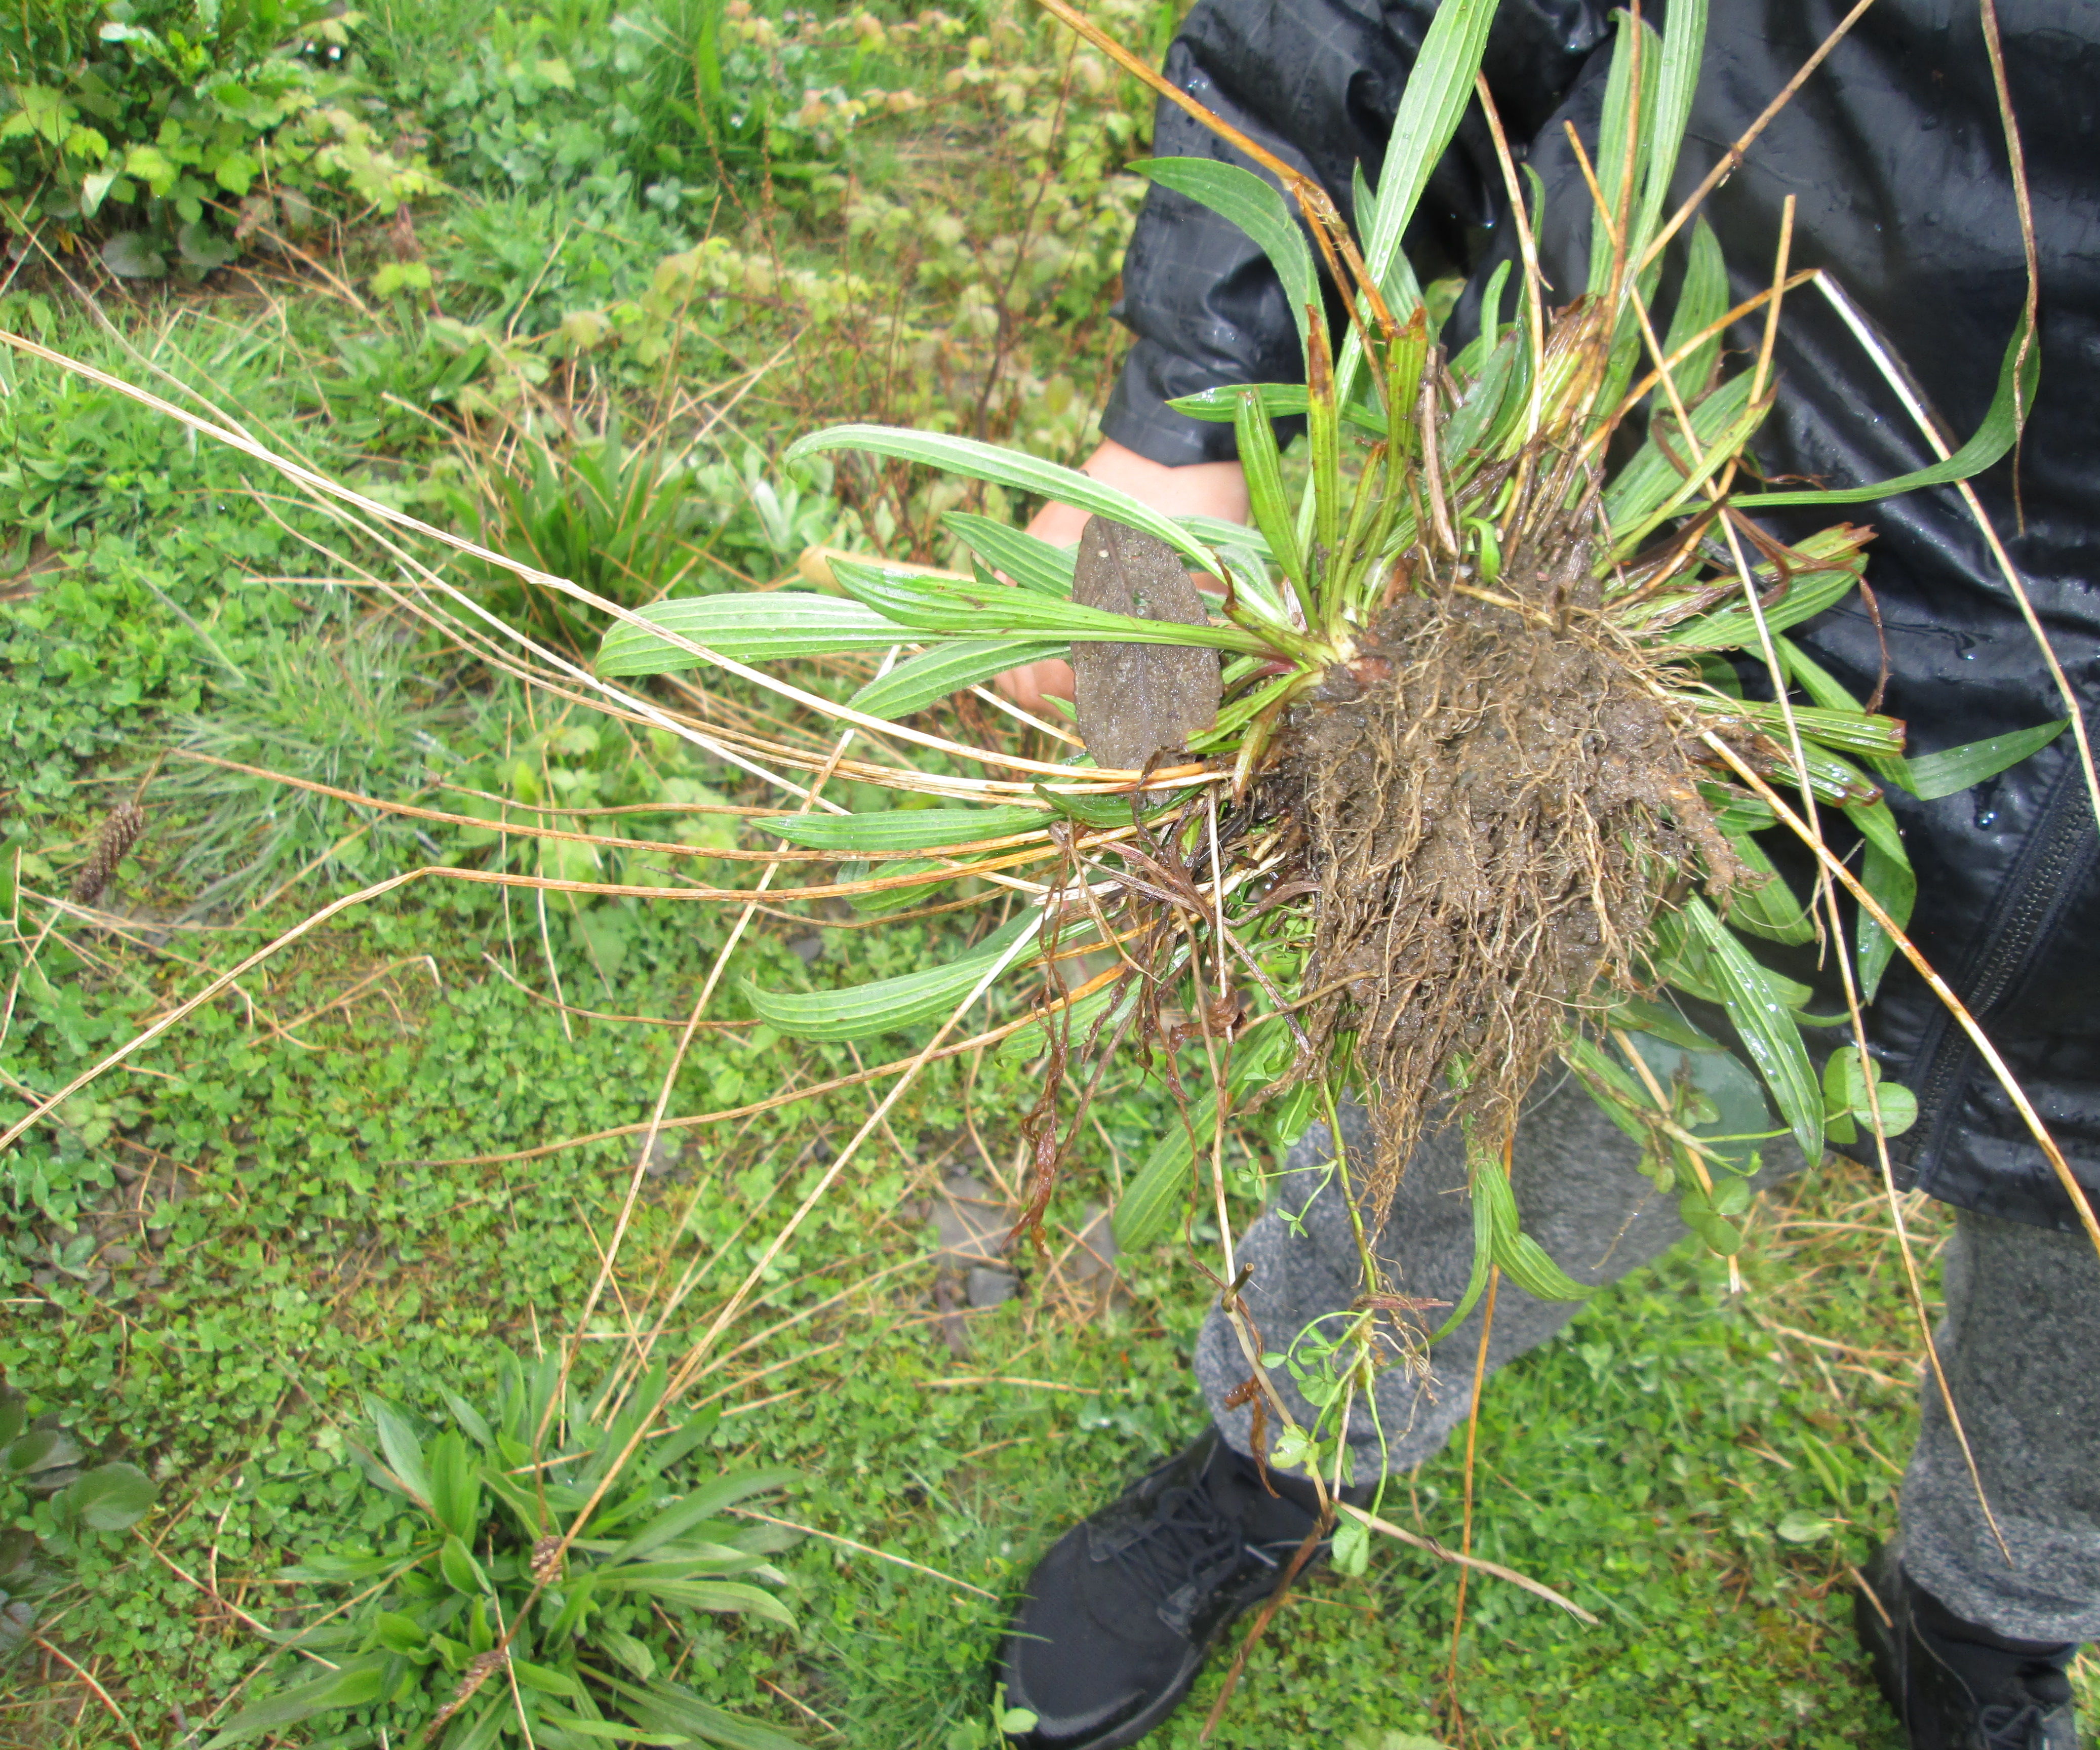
[{"x1": 994, "y1": 439, "x2": 1249, "y2": 718}]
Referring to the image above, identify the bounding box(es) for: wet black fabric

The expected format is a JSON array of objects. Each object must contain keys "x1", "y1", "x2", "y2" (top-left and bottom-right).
[{"x1": 1101, "y1": 0, "x2": 2100, "y2": 1232}]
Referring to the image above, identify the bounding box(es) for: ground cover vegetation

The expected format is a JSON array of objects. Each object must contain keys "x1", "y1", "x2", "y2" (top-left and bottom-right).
[{"x1": 2, "y1": 0, "x2": 2093, "y2": 1745}]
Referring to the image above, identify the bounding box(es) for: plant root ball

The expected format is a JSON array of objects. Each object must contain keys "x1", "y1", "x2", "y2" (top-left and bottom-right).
[{"x1": 1286, "y1": 538, "x2": 1732, "y2": 1221}]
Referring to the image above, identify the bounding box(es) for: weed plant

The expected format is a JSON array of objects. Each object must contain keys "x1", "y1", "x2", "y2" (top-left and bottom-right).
[{"x1": 5, "y1": 0, "x2": 2096, "y2": 1744}]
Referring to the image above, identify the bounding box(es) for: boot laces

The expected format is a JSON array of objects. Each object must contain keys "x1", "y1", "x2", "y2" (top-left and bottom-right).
[
  {"x1": 1108, "y1": 1483, "x2": 1255, "y2": 1601},
  {"x1": 1977, "y1": 1697, "x2": 2064, "y2": 1748}
]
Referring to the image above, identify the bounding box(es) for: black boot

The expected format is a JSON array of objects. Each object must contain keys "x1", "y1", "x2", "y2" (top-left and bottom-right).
[
  {"x1": 1856, "y1": 1540, "x2": 2085, "y2": 1749},
  {"x1": 997, "y1": 1427, "x2": 1337, "y2": 1750}
]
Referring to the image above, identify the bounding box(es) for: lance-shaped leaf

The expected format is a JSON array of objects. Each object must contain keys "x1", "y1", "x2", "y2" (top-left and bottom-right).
[
  {"x1": 786, "y1": 424, "x2": 1223, "y2": 578},
  {"x1": 1720, "y1": 826, "x2": 1816, "y2": 945},
  {"x1": 828, "y1": 556, "x2": 1263, "y2": 653},
  {"x1": 1683, "y1": 895, "x2": 1824, "y2": 1160},
  {"x1": 1586, "y1": 9, "x2": 1663, "y2": 298},
  {"x1": 942, "y1": 511, "x2": 1076, "y2": 596},
  {"x1": 1634, "y1": 0, "x2": 1708, "y2": 259},
  {"x1": 1659, "y1": 215, "x2": 1727, "y2": 397},
  {"x1": 1734, "y1": 314, "x2": 2039, "y2": 508},
  {"x1": 1655, "y1": 539, "x2": 1869, "y2": 647},
  {"x1": 1605, "y1": 371, "x2": 1754, "y2": 532},
  {"x1": 749, "y1": 912, "x2": 1038, "y2": 1041},
  {"x1": 1136, "y1": 157, "x2": 1318, "y2": 354},
  {"x1": 848, "y1": 638, "x2": 1071, "y2": 720},
  {"x1": 759, "y1": 806, "x2": 1050, "y2": 853},
  {"x1": 1846, "y1": 798, "x2": 1916, "y2": 1001},
  {"x1": 1895, "y1": 720, "x2": 2069, "y2": 801},
  {"x1": 1736, "y1": 701, "x2": 1907, "y2": 760},
  {"x1": 599, "y1": 592, "x2": 900, "y2": 675}
]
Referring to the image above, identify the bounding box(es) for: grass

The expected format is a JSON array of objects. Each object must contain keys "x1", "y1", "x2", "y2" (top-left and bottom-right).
[{"x1": 2, "y1": 1, "x2": 2092, "y2": 1745}]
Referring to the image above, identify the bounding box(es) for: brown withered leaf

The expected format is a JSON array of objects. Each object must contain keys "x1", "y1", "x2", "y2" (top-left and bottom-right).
[{"x1": 1069, "y1": 515, "x2": 1221, "y2": 776}]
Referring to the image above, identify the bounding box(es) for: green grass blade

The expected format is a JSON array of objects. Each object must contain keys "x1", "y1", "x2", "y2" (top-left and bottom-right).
[
  {"x1": 1232, "y1": 388, "x2": 1307, "y2": 589},
  {"x1": 598, "y1": 594, "x2": 901, "y2": 675},
  {"x1": 848, "y1": 638, "x2": 1071, "y2": 720},
  {"x1": 786, "y1": 425, "x2": 1223, "y2": 578},
  {"x1": 1135, "y1": 156, "x2": 1318, "y2": 353}
]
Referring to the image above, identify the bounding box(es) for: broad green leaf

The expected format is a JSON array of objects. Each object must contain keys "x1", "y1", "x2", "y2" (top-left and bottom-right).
[
  {"x1": 1113, "y1": 1121, "x2": 1199, "y2": 1253},
  {"x1": 644, "y1": 1579, "x2": 798, "y2": 1627},
  {"x1": 1898, "y1": 720, "x2": 2070, "y2": 801},
  {"x1": 440, "y1": 1534, "x2": 490, "y2": 1595},
  {"x1": 369, "y1": 1400, "x2": 430, "y2": 1504},
  {"x1": 59, "y1": 1461, "x2": 156, "y2": 1532},
  {"x1": 1683, "y1": 896, "x2": 1823, "y2": 1159},
  {"x1": 1441, "y1": 327, "x2": 1521, "y2": 464},
  {"x1": 533, "y1": 1707, "x2": 685, "y2": 1744},
  {"x1": 1136, "y1": 157, "x2": 1318, "y2": 353},
  {"x1": 1734, "y1": 314, "x2": 2039, "y2": 508},
  {"x1": 204, "y1": 1661, "x2": 386, "y2": 1746},
  {"x1": 598, "y1": 593, "x2": 899, "y2": 676},
  {"x1": 748, "y1": 913, "x2": 1036, "y2": 1042},
  {"x1": 758, "y1": 806, "x2": 1049, "y2": 853},
  {"x1": 512, "y1": 1659, "x2": 585, "y2": 1697},
  {"x1": 374, "y1": 1611, "x2": 427, "y2": 1654},
  {"x1": 442, "y1": 1390, "x2": 495, "y2": 1450},
  {"x1": 828, "y1": 558, "x2": 1260, "y2": 652},
  {"x1": 785, "y1": 426, "x2": 1223, "y2": 578},
  {"x1": 610, "y1": 1677, "x2": 810, "y2": 1750},
  {"x1": 1177, "y1": 514, "x2": 1275, "y2": 562},
  {"x1": 1721, "y1": 828, "x2": 1815, "y2": 945},
  {"x1": 840, "y1": 857, "x2": 969, "y2": 915},
  {"x1": 1495, "y1": 1229, "x2": 1595, "y2": 1303},
  {"x1": 1165, "y1": 382, "x2": 1385, "y2": 434},
  {"x1": 1599, "y1": 997, "x2": 1720, "y2": 1054},
  {"x1": 611, "y1": 1466, "x2": 801, "y2": 1565},
  {"x1": 426, "y1": 1431, "x2": 481, "y2": 1542},
  {"x1": 848, "y1": 638, "x2": 1069, "y2": 720},
  {"x1": 941, "y1": 512, "x2": 1075, "y2": 596}
]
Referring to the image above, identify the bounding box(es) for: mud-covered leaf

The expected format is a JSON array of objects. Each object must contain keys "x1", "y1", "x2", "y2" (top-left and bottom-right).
[{"x1": 1069, "y1": 516, "x2": 1223, "y2": 776}]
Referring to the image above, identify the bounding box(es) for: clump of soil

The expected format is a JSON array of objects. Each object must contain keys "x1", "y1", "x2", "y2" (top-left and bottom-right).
[{"x1": 1284, "y1": 497, "x2": 1734, "y2": 1218}]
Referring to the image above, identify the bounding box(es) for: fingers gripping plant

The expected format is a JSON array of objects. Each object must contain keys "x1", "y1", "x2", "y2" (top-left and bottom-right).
[{"x1": 598, "y1": 0, "x2": 2062, "y2": 1499}]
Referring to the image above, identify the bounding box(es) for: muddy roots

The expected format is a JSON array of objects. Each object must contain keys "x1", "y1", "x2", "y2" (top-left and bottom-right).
[{"x1": 1288, "y1": 496, "x2": 1732, "y2": 1221}]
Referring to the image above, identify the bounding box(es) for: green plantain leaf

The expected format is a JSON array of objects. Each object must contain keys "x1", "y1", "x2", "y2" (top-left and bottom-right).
[
  {"x1": 1846, "y1": 798, "x2": 1916, "y2": 1001},
  {"x1": 1660, "y1": 216, "x2": 1727, "y2": 396},
  {"x1": 1736, "y1": 701, "x2": 1907, "y2": 759},
  {"x1": 1683, "y1": 895, "x2": 1823, "y2": 1160},
  {"x1": 608, "y1": 1676, "x2": 810, "y2": 1750},
  {"x1": 204, "y1": 1661, "x2": 387, "y2": 1746},
  {"x1": 847, "y1": 638, "x2": 1070, "y2": 719},
  {"x1": 611, "y1": 1467, "x2": 800, "y2": 1565},
  {"x1": 1136, "y1": 157, "x2": 1318, "y2": 353},
  {"x1": 1635, "y1": 0, "x2": 1708, "y2": 260},
  {"x1": 598, "y1": 593, "x2": 901, "y2": 676},
  {"x1": 1896, "y1": 720, "x2": 2070, "y2": 801},
  {"x1": 1166, "y1": 382, "x2": 1386, "y2": 433},
  {"x1": 785, "y1": 426, "x2": 1223, "y2": 578},
  {"x1": 369, "y1": 1399, "x2": 430, "y2": 1504},
  {"x1": 1233, "y1": 388, "x2": 1306, "y2": 584},
  {"x1": 1733, "y1": 314, "x2": 2038, "y2": 508},
  {"x1": 758, "y1": 806, "x2": 1049, "y2": 853},
  {"x1": 1720, "y1": 827, "x2": 1815, "y2": 945},
  {"x1": 1586, "y1": 10, "x2": 1663, "y2": 298},
  {"x1": 749, "y1": 914, "x2": 1038, "y2": 1042},
  {"x1": 1657, "y1": 548, "x2": 1867, "y2": 648},
  {"x1": 941, "y1": 511, "x2": 1075, "y2": 596},
  {"x1": 1605, "y1": 371, "x2": 1753, "y2": 533},
  {"x1": 828, "y1": 557, "x2": 1262, "y2": 652}
]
